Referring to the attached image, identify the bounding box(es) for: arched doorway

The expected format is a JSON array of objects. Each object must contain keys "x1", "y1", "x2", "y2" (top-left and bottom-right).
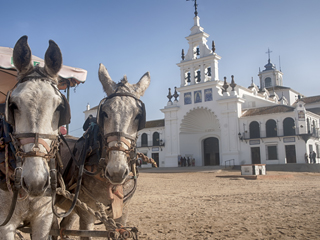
[{"x1": 203, "y1": 137, "x2": 220, "y2": 166}]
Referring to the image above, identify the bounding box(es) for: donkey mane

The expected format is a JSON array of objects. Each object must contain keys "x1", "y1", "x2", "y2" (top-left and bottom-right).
[{"x1": 115, "y1": 75, "x2": 136, "y2": 95}]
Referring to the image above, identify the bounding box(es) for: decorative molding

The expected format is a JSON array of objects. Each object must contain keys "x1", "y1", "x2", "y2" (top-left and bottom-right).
[{"x1": 180, "y1": 107, "x2": 220, "y2": 133}]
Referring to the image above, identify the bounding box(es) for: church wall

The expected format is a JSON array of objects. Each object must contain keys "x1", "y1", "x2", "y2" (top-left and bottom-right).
[
  {"x1": 241, "y1": 93, "x2": 277, "y2": 110},
  {"x1": 161, "y1": 108, "x2": 180, "y2": 167},
  {"x1": 160, "y1": 12, "x2": 320, "y2": 168},
  {"x1": 218, "y1": 101, "x2": 241, "y2": 165},
  {"x1": 180, "y1": 132, "x2": 201, "y2": 166},
  {"x1": 273, "y1": 89, "x2": 297, "y2": 106},
  {"x1": 136, "y1": 126, "x2": 166, "y2": 167}
]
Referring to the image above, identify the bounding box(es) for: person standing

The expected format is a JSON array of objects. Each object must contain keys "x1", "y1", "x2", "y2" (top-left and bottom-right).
[
  {"x1": 312, "y1": 151, "x2": 317, "y2": 164},
  {"x1": 309, "y1": 152, "x2": 313, "y2": 164},
  {"x1": 304, "y1": 153, "x2": 309, "y2": 163}
]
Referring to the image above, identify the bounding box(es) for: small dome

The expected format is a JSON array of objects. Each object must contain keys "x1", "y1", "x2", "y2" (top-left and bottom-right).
[{"x1": 263, "y1": 59, "x2": 276, "y2": 71}]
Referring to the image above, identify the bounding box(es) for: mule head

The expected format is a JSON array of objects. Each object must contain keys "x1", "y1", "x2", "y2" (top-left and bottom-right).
[
  {"x1": 8, "y1": 36, "x2": 67, "y2": 197},
  {"x1": 98, "y1": 63, "x2": 150, "y2": 185}
]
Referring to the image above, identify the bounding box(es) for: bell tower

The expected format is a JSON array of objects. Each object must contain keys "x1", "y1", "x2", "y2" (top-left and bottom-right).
[
  {"x1": 177, "y1": 3, "x2": 221, "y2": 87},
  {"x1": 258, "y1": 48, "x2": 283, "y2": 89}
]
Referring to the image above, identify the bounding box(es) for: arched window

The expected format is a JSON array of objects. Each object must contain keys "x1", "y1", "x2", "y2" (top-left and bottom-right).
[
  {"x1": 141, "y1": 133, "x2": 148, "y2": 147},
  {"x1": 265, "y1": 77, "x2": 271, "y2": 87},
  {"x1": 195, "y1": 69, "x2": 201, "y2": 83},
  {"x1": 266, "y1": 119, "x2": 277, "y2": 137},
  {"x1": 185, "y1": 71, "x2": 191, "y2": 85},
  {"x1": 249, "y1": 121, "x2": 260, "y2": 138},
  {"x1": 307, "y1": 118, "x2": 310, "y2": 134},
  {"x1": 313, "y1": 120, "x2": 316, "y2": 134},
  {"x1": 206, "y1": 67, "x2": 211, "y2": 77},
  {"x1": 283, "y1": 117, "x2": 295, "y2": 136},
  {"x1": 153, "y1": 132, "x2": 160, "y2": 146}
]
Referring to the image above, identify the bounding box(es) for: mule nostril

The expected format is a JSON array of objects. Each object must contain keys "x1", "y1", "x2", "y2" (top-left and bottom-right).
[
  {"x1": 106, "y1": 169, "x2": 111, "y2": 178},
  {"x1": 122, "y1": 168, "x2": 129, "y2": 178}
]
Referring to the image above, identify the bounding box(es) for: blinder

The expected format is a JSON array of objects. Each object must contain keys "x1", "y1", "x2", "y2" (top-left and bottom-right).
[
  {"x1": 138, "y1": 101, "x2": 146, "y2": 131},
  {"x1": 5, "y1": 90, "x2": 14, "y2": 126},
  {"x1": 58, "y1": 94, "x2": 71, "y2": 127}
]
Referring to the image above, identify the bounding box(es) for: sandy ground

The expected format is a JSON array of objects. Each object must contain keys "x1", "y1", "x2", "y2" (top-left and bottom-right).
[{"x1": 19, "y1": 169, "x2": 320, "y2": 239}]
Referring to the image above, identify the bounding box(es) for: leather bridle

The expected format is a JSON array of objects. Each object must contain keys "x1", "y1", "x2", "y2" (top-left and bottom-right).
[
  {"x1": 11, "y1": 133, "x2": 59, "y2": 160},
  {"x1": 52, "y1": 92, "x2": 145, "y2": 219},
  {"x1": 98, "y1": 92, "x2": 146, "y2": 180},
  {"x1": 0, "y1": 66, "x2": 66, "y2": 226}
]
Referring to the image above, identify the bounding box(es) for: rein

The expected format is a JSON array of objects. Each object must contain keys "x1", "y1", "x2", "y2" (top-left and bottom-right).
[{"x1": 51, "y1": 131, "x2": 89, "y2": 218}]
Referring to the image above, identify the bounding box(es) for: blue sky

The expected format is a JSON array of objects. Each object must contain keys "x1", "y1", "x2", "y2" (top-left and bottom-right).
[{"x1": 1, "y1": 0, "x2": 320, "y2": 137}]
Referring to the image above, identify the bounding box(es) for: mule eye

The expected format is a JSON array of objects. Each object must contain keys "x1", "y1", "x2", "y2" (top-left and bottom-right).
[
  {"x1": 103, "y1": 112, "x2": 108, "y2": 118},
  {"x1": 135, "y1": 114, "x2": 141, "y2": 120},
  {"x1": 9, "y1": 103, "x2": 18, "y2": 110},
  {"x1": 56, "y1": 104, "x2": 65, "y2": 112}
]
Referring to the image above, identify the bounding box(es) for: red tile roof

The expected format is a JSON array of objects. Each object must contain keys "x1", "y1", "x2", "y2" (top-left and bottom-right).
[
  {"x1": 299, "y1": 95, "x2": 320, "y2": 104},
  {"x1": 241, "y1": 105, "x2": 294, "y2": 117},
  {"x1": 145, "y1": 119, "x2": 165, "y2": 128}
]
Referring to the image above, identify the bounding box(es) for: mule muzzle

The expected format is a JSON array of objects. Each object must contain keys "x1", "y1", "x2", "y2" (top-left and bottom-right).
[
  {"x1": 105, "y1": 166, "x2": 129, "y2": 185},
  {"x1": 21, "y1": 168, "x2": 50, "y2": 197}
]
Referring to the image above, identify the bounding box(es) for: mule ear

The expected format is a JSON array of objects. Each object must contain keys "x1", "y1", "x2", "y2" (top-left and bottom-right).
[
  {"x1": 13, "y1": 35, "x2": 33, "y2": 75},
  {"x1": 44, "y1": 40, "x2": 62, "y2": 78},
  {"x1": 98, "y1": 63, "x2": 117, "y2": 96},
  {"x1": 133, "y1": 72, "x2": 150, "y2": 97}
]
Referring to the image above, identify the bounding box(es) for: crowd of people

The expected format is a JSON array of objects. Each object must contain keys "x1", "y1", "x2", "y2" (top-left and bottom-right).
[
  {"x1": 178, "y1": 155, "x2": 195, "y2": 167},
  {"x1": 305, "y1": 151, "x2": 317, "y2": 164}
]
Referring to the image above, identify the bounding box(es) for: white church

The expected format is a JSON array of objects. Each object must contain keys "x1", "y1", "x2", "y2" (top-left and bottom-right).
[{"x1": 85, "y1": 11, "x2": 320, "y2": 168}]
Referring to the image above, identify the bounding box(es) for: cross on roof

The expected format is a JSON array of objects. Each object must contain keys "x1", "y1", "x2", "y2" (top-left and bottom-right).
[
  {"x1": 187, "y1": 0, "x2": 198, "y2": 17},
  {"x1": 266, "y1": 48, "x2": 272, "y2": 61}
]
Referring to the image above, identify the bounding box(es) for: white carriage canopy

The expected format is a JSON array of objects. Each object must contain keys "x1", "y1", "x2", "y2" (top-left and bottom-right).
[{"x1": 0, "y1": 46, "x2": 87, "y2": 103}]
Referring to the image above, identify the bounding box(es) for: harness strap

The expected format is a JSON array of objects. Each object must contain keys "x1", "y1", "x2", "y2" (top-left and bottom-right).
[
  {"x1": 18, "y1": 65, "x2": 54, "y2": 83},
  {"x1": 106, "y1": 136, "x2": 131, "y2": 148},
  {"x1": 106, "y1": 146, "x2": 129, "y2": 156},
  {"x1": 52, "y1": 131, "x2": 90, "y2": 218},
  {"x1": 0, "y1": 190, "x2": 19, "y2": 226},
  {"x1": 20, "y1": 137, "x2": 51, "y2": 152},
  {"x1": 22, "y1": 151, "x2": 48, "y2": 158},
  {"x1": 104, "y1": 132, "x2": 136, "y2": 142}
]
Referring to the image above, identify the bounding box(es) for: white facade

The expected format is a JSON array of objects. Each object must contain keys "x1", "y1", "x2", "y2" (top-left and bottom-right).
[
  {"x1": 84, "y1": 15, "x2": 320, "y2": 168},
  {"x1": 158, "y1": 15, "x2": 320, "y2": 168},
  {"x1": 136, "y1": 120, "x2": 165, "y2": 168}
]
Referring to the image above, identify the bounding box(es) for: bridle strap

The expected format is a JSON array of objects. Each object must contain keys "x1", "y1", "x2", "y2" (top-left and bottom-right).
[
  {"x1": 104, "y1": 92, "x2": 142, "y2": 104},
  {"x1": 106, "y1": 136, "x2": 131, "y2": 149},
  {"x1": 18, "y1": 65, "x2": 55, "y2": 83},
  {"x1": 104, "y1": 132, "x2": 136, "y2": 142},
  {"x1": 106, "y1": 146, "x2": 130, "y2": 156},
  {"x1": 20, "y1": 137, "x2": 51, "y2": 153},
  {"x1": 11, "y1": 133, "x2": 59, "y2": 159}
]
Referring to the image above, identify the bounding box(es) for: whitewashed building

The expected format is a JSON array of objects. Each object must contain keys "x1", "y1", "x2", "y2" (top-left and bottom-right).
[{"x1": 84, "y1": 13, "x2": 320, "y2": 168}]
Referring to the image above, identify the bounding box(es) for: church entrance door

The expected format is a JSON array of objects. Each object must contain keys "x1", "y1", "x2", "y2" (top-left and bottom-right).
[
  {"x1": 203, "y1": 137, "x2": 220, "y2": 166},
  {"x1": 285, "y1": 145, "x2": 297, "y2": 163},
  {"x1": 251, "y1": 147, "x2": 261, "y2": 164},
  {"x1": 152, "y1": 153, "x2": 159, "y2": 167}
]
